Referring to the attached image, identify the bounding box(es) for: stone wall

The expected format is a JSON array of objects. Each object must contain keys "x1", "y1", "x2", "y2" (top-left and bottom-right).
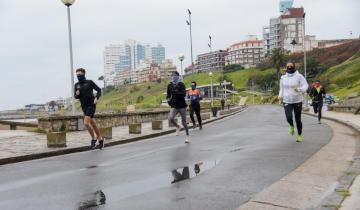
[
  {"x1": 328, "y1": 105, "x2": 359, "y2": 114},
  {"x1": 38, "y1": 110, "x2": 170, "y2": 132}
]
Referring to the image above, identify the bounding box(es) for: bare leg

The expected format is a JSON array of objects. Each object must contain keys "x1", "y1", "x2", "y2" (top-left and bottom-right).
[
  {"x1": 90, "y1": 119, "x2": 102, "y2": 140},
  {"x1": 84, "y1": 116, "x2": 95, "y2": 140}
]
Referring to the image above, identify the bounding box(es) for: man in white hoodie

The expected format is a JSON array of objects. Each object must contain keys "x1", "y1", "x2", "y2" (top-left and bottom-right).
[{"x1": 278, "y1": 62, "x2": 309, "y2": 142}]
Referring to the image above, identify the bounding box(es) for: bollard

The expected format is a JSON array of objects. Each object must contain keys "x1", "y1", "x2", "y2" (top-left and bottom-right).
[
  {"x1": 152, "y1": 120, "x2": 163, "y2": 130},
  {"x1": 129, "y1": 123, "x2": 142, "y2": 134},
  {"x1": 47, "y1": 132, "x2": 67, "y2": 148},
  {"x1": 100, "y1": 127, "x2": 112, "y2": 139}
]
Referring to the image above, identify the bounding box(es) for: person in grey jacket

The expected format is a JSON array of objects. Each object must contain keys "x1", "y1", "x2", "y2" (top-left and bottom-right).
[{"x1": 278, "y1": 62, "x2": 309, "y2": 142}]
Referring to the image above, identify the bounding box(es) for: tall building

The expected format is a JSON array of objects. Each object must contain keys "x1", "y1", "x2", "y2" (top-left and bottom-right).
[
  {"x1": 226, "y1": 36, "x2": 265, "y2": 69},
  {"x1": 279, "y1": 7, "x2": 305, "y2": 52},
  {"x1": 151, "y1": 44, "x2": 166, "y2": 64},
  {"x1": 262, "y1": 6, "x2": 317, "y2": 54},
  {"x1": 104, "y1": 40, "x2": 166, "y2": 86}
]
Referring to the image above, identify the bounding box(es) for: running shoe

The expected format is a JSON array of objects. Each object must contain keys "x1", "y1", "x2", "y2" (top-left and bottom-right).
[
  {"x1": 98, "y1": 138, "x2": 105, "y2": 150},
  {"x1": 296, "y1": 135, "x2": 303, "y2": 142},
  {"x1": 185, "y1": 136, "x2": 190, "y2": 144},
  {"x1": 90, "y1": 139, "x2": 97, "y2": 149},
  {"x1": 289, "y1": 126, "x2": 295, "y2": 136},
  {"x1": 318, "y1": 120, "x2": 321, "y2": 124},
  {"x1": 199, "y1": 124, "x2": 203, "y2": 130}
]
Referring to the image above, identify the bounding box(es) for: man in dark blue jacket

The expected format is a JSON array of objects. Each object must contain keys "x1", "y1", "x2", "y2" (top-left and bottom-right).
[{"x1": 167, "y1": 72, "x2": 189, "y2": 143}]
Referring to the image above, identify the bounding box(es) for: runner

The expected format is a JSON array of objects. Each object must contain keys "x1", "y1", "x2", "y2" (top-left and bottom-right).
[
  {"x1": 309, "y1": 80, "x2": 326, "y2": 124},
  {"x1": 74, "y1": 68, "x2": 104, "y2": 149},
  {"x1": 167, "y1": 71, "x2": 190, "y2": 143},
  {"x1": 278, "y1": 62, "x2": 309, "y2": 142},
  {"x1": 188, "y1": 81, "x2": 202, "y2": 130}
]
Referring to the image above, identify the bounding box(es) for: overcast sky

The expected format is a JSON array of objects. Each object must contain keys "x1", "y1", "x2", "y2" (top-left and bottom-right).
[{"x1": 0, "y1": 0, "x2": 359, "y2": 110}]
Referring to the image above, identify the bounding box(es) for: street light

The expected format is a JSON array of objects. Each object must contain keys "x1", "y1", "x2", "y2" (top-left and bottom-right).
[
  {"x1": 178, "y1": 54, "x2": 185, "y2": 79},
  {"x1": 209, "y1": 72, "x2": 214, "y2": 107},
  {"x1": 61, "y1": 0, "x2": 76, "y2": 115},
  {"x1": 302, "y1": 12, "x2": 309, "y2": 108},
  {"x1": 208, "y1": 35, "x2": 212, "y2": 52},
  {"x1": 186, "y1": 9, "x2": 194, "y2": 74}
]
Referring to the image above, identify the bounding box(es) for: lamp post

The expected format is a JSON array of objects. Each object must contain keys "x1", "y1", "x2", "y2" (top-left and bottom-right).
[
  {"x1": 291, "y1": 39, "x2": 297, "y2": 53},
  {"x1": 209, "y1": 72, "x2": 214, "y2": 107},
  {"x1": 61, "y1": 0, "x2": 76, "y2": 115},
  {"x1": 186, "y1": 9, "x2": 194, "y2": 74},
  {"x1": 302, "y1": 12, "x2": 308, "y2": 108},
  {"x1": 178, "y1": 54, "x2": 185, "y2": 79},
  {"x1": 208, "y1": 35, "x2": 212, "y2": 52}
]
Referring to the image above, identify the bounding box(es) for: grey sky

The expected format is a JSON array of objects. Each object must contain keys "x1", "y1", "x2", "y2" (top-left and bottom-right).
[{"x1": 0, "y1": 0, "x2": 359, "y2": 110}]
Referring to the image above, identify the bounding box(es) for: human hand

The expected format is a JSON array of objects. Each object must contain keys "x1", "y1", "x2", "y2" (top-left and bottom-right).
[{"x1": 94, "y1": 98, "x2": 98, "y2": 104}]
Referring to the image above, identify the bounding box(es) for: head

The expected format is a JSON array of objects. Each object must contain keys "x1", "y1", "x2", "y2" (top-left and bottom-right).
[
  {"x1": 194, "y1": 164, "x2": 200, "y2": 175},
  {"x1": 314, "y1": 80, "x2": 321, "y2": 88},
  {"x1": 76, "y1": 68, "x2": 86, "y2": 82},
  {"x1": 172, "y1": 71, "x2": 180, "y2": 83},
  {"x1": 191, "y1": 81, "x2": 197, "y2": 90},
  {"x1": 286, "y1": 62, "x2": 296, "y2": 74}
]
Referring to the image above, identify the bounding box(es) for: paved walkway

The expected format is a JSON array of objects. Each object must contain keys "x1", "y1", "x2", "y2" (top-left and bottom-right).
[{"x1": 316, "y1": 110, "x2": 360, "y2": 210}]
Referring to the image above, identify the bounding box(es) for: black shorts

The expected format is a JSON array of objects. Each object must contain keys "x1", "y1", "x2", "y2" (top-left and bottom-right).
[{"x1": 82, "y1": 105, "x2": 96, "y2": 118}]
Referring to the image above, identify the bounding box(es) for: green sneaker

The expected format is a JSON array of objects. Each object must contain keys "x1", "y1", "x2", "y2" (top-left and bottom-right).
[
  {"x1": 289, "y1": 126, "x2": 295, "y2": 136},
  {"x1": 296, "y1": 135, "x2": 303, "y2": 142}
]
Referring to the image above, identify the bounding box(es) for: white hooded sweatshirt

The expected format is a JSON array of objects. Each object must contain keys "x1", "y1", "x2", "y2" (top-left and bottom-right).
[{"x1": 279, "y1": 71, "x2": 309, "y2": 104}]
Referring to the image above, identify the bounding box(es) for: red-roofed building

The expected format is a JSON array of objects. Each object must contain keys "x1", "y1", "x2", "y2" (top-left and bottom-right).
[{"x1": 226, "y1": 36, "x2": 265, "y2": 68}]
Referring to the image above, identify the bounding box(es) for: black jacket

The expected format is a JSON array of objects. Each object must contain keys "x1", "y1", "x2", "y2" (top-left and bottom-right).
[
  {"x1": 74, "y1": 80, "x2": 101, "y2": 107},
  {"x1": 166, "y1": 82, "x2": 187, "y2": 109},
  {"x1": 309, "y1": 86, "x2": 326, "y2": 103}
]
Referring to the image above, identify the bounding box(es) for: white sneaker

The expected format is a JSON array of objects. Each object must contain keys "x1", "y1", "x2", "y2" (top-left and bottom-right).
[
  {"x1": 185, "y1": 136, "x2": 190, "y2": 143},
  {"x1": 176, "y1": 126, "x2": 181, "y2": 136}
]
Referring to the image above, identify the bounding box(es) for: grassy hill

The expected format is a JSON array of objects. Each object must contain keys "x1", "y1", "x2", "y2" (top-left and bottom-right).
[
  {"x1": 319, "y1": 50, "x2": 360, "y2": 99},
  {"x1": 95, "y1": 45, "x2": 360, "y2": 112},
  {"x1": 96, "y1": 68, "x2": 275, "y2": 111}
]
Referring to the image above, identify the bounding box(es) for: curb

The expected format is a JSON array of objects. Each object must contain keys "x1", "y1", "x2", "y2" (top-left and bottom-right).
[
  {"x1": 0, "y1": 106, "x2": 247, "y2": 166},
  {"x1": 303, "y1": 112, "x2": 360, "y2": 209}
]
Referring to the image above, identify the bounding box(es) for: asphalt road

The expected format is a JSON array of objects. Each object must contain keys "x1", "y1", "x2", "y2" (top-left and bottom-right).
[{"x1": 0, "y1": 105, "x2": 332, "y2": 210}]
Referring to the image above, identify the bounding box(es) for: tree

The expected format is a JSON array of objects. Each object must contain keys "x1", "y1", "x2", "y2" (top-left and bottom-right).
[
  {"x1": 270, "y1": 48, "x2": 288, "y2": 80},
  {"x1": 98, "y1": 75, "x2": 106, "y2": 89}
]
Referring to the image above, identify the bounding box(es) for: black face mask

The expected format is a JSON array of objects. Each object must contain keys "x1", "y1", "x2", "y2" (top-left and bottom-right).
[
  {"x1": 77, "y1": 75, "x2": 86, "y2": 82},
  {"x1": 286, "y1": 67, "x2": 296, "y2": 74}
]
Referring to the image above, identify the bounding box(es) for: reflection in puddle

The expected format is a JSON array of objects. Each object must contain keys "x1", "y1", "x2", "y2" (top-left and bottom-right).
[
  {"x1": 171, "y1": 162, "x2": 206, "y2": 184},
  {"x1": 78, "y1": 190, "x2": 106, "y2": 210},
  {"x1": 102, "y1": 160, "x2": 219, "y2": 202}
]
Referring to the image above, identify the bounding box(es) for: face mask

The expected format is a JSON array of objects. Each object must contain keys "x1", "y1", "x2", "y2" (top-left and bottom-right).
[
  {"x1": 191, "y1": 85, "x2": 196, "y2": 90},
  {"x1": 77, "y1": 75, "x2": 86, "y2": 82},
  {"x1": 173, "y1": 76, "x2": 179, "y2": 84},
  {"x1": 286, "y1": 66, "x2": 296, "y2": 74}
]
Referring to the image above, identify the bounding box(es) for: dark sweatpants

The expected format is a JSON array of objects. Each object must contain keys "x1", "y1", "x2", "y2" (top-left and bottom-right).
[
  {"x1": 313, "y1": 100, "x2": 323, "y2": 121},
  {"x1": 190, "y1": 104, "x2": 202, "y2": 127},
  {"x1": 284, "y1": 102, "x2": 303, "y2": 135}
]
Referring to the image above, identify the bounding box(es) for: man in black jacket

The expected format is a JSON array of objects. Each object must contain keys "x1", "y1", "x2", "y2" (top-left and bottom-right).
[
  {"x1": 74, "y1": 68, "x2": 104, "y2": 149},
  {"x1": 167, "y1": 71, "x2": 189, "y2": 143},
  {"x1": 309, "y1": 80, "x2": 326, "y2": 124}
]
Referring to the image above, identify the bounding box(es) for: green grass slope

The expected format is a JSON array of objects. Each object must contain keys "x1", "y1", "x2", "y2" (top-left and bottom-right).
[{"x1": 319, "y1": 50, "x2": 360, "y2": 99}]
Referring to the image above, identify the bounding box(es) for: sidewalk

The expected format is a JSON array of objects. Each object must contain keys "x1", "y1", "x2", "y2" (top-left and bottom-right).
[{"x1": 315, "y1": 110, "x2": 360, "y2": 210}]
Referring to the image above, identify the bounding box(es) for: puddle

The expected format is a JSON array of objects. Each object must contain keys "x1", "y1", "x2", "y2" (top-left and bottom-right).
[
  {"x1": 100, "y1": 160, "x2": 220, "y2": 202},
  {"x1": 78, "y1": 190, "x2": 106, "y2": 210}
]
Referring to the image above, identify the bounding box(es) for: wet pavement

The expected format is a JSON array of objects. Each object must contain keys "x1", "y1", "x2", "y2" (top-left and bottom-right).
[{"x1": 0, "y1": 106, "x2": 332, "y2": 210}]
